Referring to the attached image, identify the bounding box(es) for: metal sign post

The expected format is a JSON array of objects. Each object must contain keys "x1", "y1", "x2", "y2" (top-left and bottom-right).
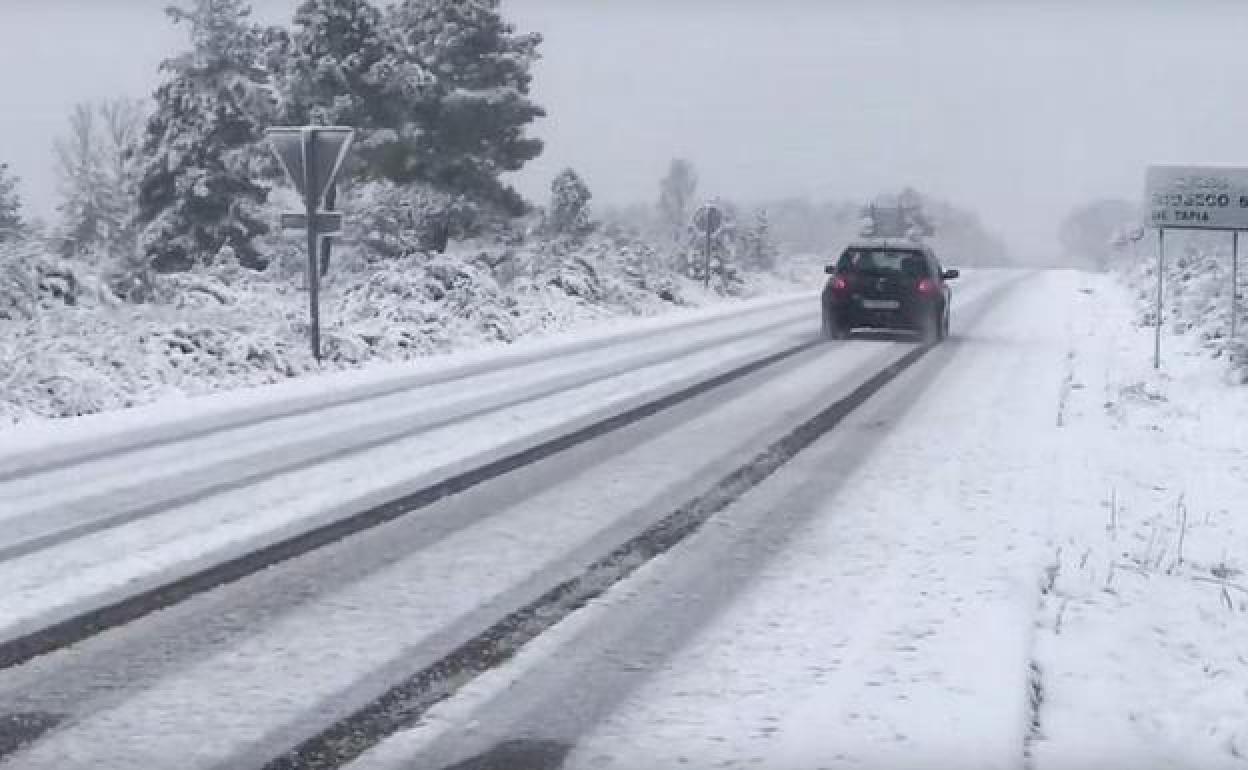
[
  {"x1": 705, "y1": 225, "x2": 713, "y2": 288},
  {"x1": 266, "y1": 126, "x2": 355, "y2": 362},
  {"x1": 1155, "y1": 228, "x2": 1165, "y2": 369},
  {"x1": 1145, "y1": 164, "x2": 1248, "y2": 369},
  {"x1": 1233, "y1": 231, "x2": 1240, "y2": 341},
  {"x1": 303, "y1": 134, "x2": 322, "y2": 361}
]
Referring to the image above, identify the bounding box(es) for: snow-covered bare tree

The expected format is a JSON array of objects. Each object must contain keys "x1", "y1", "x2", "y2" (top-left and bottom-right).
[
  {"x1": 0, "y1": 163, "x2": 23, "y2": 243},
  {"x1": 384, "y1": 0, "x2": 545, "y2": 212},
  {"x1": 546, "y1": 168, "x2": 592, "y2": 237},
  {"x1": 135, "y1": 0, "x2": 277, "y2": 273},
  {"x1": 54, "y1": 105, "x2": 107, "y2": 257},
  {"x1": 54, "y1": 100, "x2": 145, "y2": 260},
  {"x1": 658, "y1": 158, "x2": 697, "y2": 243}
]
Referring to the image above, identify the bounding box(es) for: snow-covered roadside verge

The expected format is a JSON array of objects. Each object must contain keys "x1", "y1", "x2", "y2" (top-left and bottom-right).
[
  {"x1": 1031, "y1": 272, "x2": 1248, "y2": 768},
  {"x1": 0, "y1": 286, "x2": 816, "y2": 470},
  {"x1": 1116, "y1": 234, "x2": 1248, "y2": 383},
  {"x1": 0, "y1": 236, "x2": 822, "y2": 429}
]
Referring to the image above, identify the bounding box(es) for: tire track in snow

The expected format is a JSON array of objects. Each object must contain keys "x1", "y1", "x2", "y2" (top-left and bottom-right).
[
  {"x1": 0, "y1": 336, "x2": 819, "y2": 673},
  {"x1": 0, "y1": 314, "x2": 813, "y2": 565},
  {"x1": 259, "y1": 343, "x2": 933, "y2": 770},
  {"x1": 256, "y1": 272, "x2": 1027, "y2": 770}
]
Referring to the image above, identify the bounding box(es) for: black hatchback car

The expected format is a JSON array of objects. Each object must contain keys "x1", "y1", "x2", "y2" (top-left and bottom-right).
[{"x1": 821, "y1": 240, "x2": 959, "y2": 342}]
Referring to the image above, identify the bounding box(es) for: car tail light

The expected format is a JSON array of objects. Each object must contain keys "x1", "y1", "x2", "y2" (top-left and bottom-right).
[
  {"x1": 917, "y1": 278, "x2": 937, "y2": 294},
  {"x1": 831, "y1": 275, "x2": 849, "y2": 293}
]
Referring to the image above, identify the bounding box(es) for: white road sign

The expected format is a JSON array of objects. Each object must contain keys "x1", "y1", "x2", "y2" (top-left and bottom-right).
[{"x1": 1146, "y1": 165, "x2": 1248, "y2": 230}]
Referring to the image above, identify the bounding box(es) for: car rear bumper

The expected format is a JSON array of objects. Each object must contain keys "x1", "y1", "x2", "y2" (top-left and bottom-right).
[{"x1": 825, "y1": 298, "x2": 937, "y2": 330}]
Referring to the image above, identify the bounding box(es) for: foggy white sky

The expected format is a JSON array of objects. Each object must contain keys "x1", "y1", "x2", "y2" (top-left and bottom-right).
[{"x1": 3, "y1": 0, "x2": 1247, "y2": 260}]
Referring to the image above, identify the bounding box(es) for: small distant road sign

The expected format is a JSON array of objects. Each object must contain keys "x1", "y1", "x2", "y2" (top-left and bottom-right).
[
  {"x1": 266, "y1": 126, "x2": 356, "y2": 362},
  {"x1": 692, "y1": 203, "x2": 724, "y2": 236},
  {"x1": 692, "y1": 203, "x2": 724, "y2": 288}
]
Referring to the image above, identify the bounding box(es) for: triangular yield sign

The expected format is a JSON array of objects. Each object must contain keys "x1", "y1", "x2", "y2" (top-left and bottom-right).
[
  {"x1": 265, "y1": 126, "x2": 355, "y2": 206},
  {"x1": 266, "y1": 127, "x2": 308, "y2": 198},
  {"x1": 306, "y1": 127, "x2": 354, "y2": 205}
]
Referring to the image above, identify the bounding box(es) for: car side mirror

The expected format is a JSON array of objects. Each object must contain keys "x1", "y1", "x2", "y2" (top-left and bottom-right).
[
  {"x1": 824, "y1": 265, "x2": 837, "y2": 275},
  {"x1": 942, "y1": 269, "x2": 960, "y2": 280}
]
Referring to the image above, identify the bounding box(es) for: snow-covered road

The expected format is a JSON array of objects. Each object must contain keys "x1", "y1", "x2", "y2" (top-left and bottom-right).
[
  {"x1": 8, "y1": 267, "x2": 1239, "y2": 770},
  {"x1": 0, "y1": 269, "x2": 1010, "y2": 769},
  {"x1": 346, "y1": 269, "x2": 1049, "y2": 770}
]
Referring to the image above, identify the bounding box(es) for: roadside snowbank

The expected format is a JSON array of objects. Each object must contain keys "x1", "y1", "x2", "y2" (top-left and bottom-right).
[
  {"x1": 0, "y1": 236, "x2": 819, "y2": 427},
  {"x1": 1031, "y1": 272, "x2": 1248, "y2": 769}
]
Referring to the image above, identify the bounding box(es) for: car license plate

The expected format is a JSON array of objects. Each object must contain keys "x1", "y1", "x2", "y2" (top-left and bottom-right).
[{"x1": 861, "y1": 299, "x2": 900, "y2": 310}]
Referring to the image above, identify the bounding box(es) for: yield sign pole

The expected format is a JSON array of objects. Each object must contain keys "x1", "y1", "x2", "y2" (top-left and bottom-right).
[
  {"x1": 304, "y1": 134, "x2": 322, "y2": 362},
  {"x1": 266, "y1": 126, "x2": 355, "y2": 362}
]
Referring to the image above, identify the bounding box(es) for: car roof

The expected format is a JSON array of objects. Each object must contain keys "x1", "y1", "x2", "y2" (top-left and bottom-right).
[{"x1": 842, "y1": 239, "x2": 936, "y2": 256}]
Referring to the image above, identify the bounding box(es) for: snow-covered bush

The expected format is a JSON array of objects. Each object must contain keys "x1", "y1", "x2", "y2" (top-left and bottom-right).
[
  {"x1": 1117, "y1": 231, "x2": 1248, "y2": 381},
  {"x1": 344, "y1": 180, "x2": 487, "y2": 261},
  {"x1": 1, "y1": 218, "x2": 805, "y2": 427},
  {"x1": 545, "y1": 168, "x2": 593, "y2": 238},
  {"x1": 336, "y1": 252, "x2": 518, "y2": 355},
  {"x1": 0, "y1": 162, "x2": 24, "y2": 243}
]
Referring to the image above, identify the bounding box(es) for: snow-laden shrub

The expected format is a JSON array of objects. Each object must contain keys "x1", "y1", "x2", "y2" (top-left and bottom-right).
[
  {"x1": 1118, "y1": 235, "x2": 1248, "y2": 381},
  {"x1": 0, "y1": 240, "x2": 121, "y2": 319},
  {"x1": 0, "y1": 242, "x2": 38, "y2": 321},
  {"x1": 1, "y1": 224, "x2": 803, "y2": 425},
  {"x1": 346, "y1": 180, "x2": 485, "y2": 260},
  {"x1": 336, "y1": 253, "x2": 518, "y2": 355}
]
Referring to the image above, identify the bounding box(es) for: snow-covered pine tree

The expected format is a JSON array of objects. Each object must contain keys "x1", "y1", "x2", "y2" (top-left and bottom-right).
[
  {"x1": 0, "y1": 163, "x2": 23, "y2": 243},
  {"x1": 547, "y1": 168, "x2": 592, "y2": 237},
  {"x1": 709, "y1": 201, "x2": 745, "y2": 293},
  {"x1": 277, "y1": 0, "x2": 429, "y2": 165},
  {"x1": 134, "y1": 0, "x2": 277, "y2": 273},
  {"x1": 276, "y1": 0, "x2": 427, "y2": 275},
  {"x1": 658, "y1": 158, "x2": 697, "y2": 244},
  {"x1": 385, "y1": 0, "x2": 545, "y2": 212},
  {"x1": 740, "y1": 207, "x2": 778, "y2": 272}
]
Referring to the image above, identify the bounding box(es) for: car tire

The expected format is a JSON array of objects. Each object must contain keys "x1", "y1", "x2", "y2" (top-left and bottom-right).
[
  {"x1": 920, "y1": 311, "x2": 942, "y2": 344},
  {"x1": 822, "y1": 314, "x2": 849, "y2": 340}
]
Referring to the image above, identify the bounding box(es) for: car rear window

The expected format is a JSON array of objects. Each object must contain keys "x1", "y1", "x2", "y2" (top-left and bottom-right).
[{"x1": 838, "y1": 249, "x2": 931, "y2": 277}]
